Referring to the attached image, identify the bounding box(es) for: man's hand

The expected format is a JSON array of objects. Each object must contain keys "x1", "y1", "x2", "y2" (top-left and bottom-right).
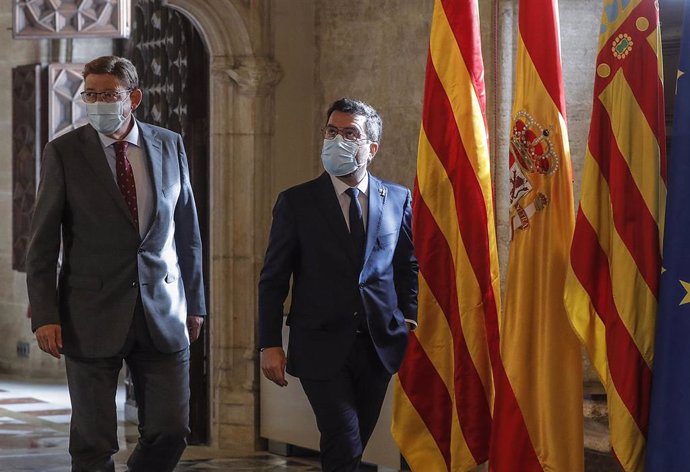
[
  {"x1": 187, "y1": 316, "x2": 204, "y2": 342},
  {"x1": 35, "y1": 324, "x2": 63, "y2": 359},
  {"x1": 261, "y1": 347, "x2": 288, "y2": 387}
]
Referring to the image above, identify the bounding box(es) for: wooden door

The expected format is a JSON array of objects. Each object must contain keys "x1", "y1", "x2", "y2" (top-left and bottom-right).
[{"x1": 117, "y1": 0, "x2": 210, "y2": 444}]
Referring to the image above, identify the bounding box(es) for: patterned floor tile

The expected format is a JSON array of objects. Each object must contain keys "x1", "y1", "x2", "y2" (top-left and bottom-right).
[
  {"x1": 0, "y1": 416, "x2": 26, "y2": 424},
  {"x1": 0, "y1": 398, "x2": 45, "y2": 405},
  {"x1": 0, "y1": 380, "x2": 398, "y2": 471},
  {"x1": 1, "y1": 403, "x2": 69, "y2": 413},
  {"x1": 36, "y1": 414, "x2": 71, "y2": 424},
  {"x1": 0, "y1": 378, "x2": 328, "y2": 471},
  {"x1": 175, "y1": 456, "x2": 322, "y2": 471},
  {"x1": 22, "y1": 409, "x2": 72, "y2": 417}
]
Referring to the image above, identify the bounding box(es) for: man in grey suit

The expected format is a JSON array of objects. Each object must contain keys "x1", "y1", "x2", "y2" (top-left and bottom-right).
[{"x1": 26, "y1": 56, "x2": 206, "y2": 472}]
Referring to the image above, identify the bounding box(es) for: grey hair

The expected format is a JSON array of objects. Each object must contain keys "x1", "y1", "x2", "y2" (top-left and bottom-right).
[{"x1": 83, "y1": 56, "x2": 139, "y2": 89}]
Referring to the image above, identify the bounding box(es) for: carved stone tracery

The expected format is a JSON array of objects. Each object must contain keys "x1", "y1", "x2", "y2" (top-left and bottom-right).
[
  {"x1": 13, "y1": 0, "x2": 130, "y2": 39},
  {"x1": 12, "y1": 65, "x2": 45, "y2": 272},
  {"x1": 224, "y1": 56, "x2": 282, "y2": 97},
  {"x1": 48, "y1": 64, "x2": 87, "y2": 140}
]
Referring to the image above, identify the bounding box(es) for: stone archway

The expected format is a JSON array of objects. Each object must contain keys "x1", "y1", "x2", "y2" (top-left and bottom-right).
[{"x1": 162, "y1": 0, "x2": 281, "y2": 452}]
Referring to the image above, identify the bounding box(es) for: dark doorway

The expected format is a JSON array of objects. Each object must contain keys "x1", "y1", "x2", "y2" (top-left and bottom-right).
[{"x1": 117, "y1": 0, "x2": 210, "y2": 445}]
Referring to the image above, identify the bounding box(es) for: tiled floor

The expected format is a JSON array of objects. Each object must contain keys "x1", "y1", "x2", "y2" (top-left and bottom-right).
[
  {"x1": 0, "y1": 375, "x2": 621, "y2": 472},
  {"x1": 0, "y1": 376, "x2": 322, "y2": 472}
]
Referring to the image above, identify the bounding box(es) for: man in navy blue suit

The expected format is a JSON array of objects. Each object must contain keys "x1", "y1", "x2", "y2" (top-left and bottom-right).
[{"x1": 258, "y1": 98, "x2": 418, "y2": 472}]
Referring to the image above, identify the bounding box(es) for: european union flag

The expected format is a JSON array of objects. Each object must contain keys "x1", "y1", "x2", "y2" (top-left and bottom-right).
[{"x1": 645, "y1": 3, "x2": 690, "y2": 470}]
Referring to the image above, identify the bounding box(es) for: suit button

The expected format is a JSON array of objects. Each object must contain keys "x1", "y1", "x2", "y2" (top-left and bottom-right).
[
  {"x1": 353, "y1": 312, "x2": 358, "y2": 317},
  {"x1": 137, "y1": 248, "x2": 144, "y2": 254},
  {"x1": 359, "y1": 283, "x2": 365, "y2": 288},
  {"x1": 131, "y1": 281, "x2": 138, "y2": 287}
]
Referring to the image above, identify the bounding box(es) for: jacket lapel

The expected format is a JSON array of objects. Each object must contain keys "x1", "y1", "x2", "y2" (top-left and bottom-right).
[
  {"x1": 79, "y1": 125, "x2": 134, "y2": 226},
  {"x1": 138, "y1": 122, "x2": 162, "y2": 240},
  {"x1": 364, "y1": 174, "x2": 386, "y2": 264},
  {"x1": 314, "y1": 173, "x2": 358, "y2": 260}
]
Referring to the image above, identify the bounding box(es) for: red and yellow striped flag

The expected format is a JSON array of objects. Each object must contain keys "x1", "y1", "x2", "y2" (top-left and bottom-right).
[
  {"x1": 391, "y1": 1, "x2": 503, "y2": 470},
  {"x1": 489, "y1": 0, "x2": 583, "y2": 470},
  {"x1": 564, "y1": 1, "x2": 666, "y2": 470}
]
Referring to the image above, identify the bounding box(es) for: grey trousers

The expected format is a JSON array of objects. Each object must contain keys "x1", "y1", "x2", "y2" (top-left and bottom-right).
[{"x1": 65, "y1": 297, "x2": 191, "y2": 472}]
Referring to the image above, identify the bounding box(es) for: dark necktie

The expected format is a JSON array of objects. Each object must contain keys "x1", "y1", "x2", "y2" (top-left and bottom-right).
[
  {"x1": 114, "y1": 141, "x2": 139, "y2": 229},
  {"x1": 345, "y1": 187, "x2": 365, "y2": 262}
]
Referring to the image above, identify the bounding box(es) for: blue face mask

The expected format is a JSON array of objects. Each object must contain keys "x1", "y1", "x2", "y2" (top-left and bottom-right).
[
  {"x1": 86, "y1": 101, "x2": 128, "y2": 135},
  {"x1": 321, "y1": 135, "x2": 364, "y2": 176}
]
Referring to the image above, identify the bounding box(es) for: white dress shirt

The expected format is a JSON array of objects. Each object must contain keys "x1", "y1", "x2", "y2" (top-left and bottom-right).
[
  {"x1": 96, "y1": 123, "x2": 154, "y2": 239},
  {"x1": 330, "y1": 173, "x2": 369, "y2": 232}
]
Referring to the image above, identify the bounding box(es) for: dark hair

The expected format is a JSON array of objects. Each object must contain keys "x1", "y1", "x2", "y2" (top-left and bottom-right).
[
  {"x1": 83, "y1": 56, "x2": 139, "y2": 89},
  {"x1": 326, "y1": 98, "x2": 382, "y2": 143}
]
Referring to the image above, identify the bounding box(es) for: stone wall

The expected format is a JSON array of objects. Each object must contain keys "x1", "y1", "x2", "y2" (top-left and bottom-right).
[
  {"x1": 271, "y1": 0, "x2": 318, "y2": 199},
  {"x1": 0, "y1": 2, "x2": 111, "y2": 377},
  {"x1": 271, "y1": 1, "x2": 433, "y2": 197},
  {"x1": 0, "y1": 2, "x2": 43, "y2": 377},
  {"x1": 314, "y1": 1, "x2": 433, "y2": 189}
]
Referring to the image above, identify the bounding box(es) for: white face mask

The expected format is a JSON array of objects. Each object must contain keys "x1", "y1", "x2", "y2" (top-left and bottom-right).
[
  {"x1": 321, "y1": 135, "x2": 365, "y2": 176},
  {"x1": 86, "y1": 101, "x2": 128, "y2": 135}
]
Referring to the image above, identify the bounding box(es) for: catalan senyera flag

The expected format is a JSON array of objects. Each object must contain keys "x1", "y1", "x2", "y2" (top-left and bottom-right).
[
  {"x1": 489, "y1": 0, "x2": 583, "y2": 470},
  {"x1": 645, "y1": 3, "x2": 690, "y2": 470},
  {"x1": 563, "y1": 0, "x2": 666, "y2": 471},
  {"x1": 391, "y1": 0, "x2": 503, "y2": 470}
]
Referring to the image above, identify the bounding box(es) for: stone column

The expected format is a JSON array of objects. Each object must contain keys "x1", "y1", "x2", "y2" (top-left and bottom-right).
[
  {"x1": 164, "y1": 0, "x2": 280, "y2": 452},
  {"x1": 208, "y1": 55, "x2": 281, "y2": 452}
]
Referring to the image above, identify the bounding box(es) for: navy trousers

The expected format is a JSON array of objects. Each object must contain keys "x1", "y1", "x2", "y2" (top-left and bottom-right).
[
  {"x1": 65, "y1": 296, "x2": 190, "y2": 472},
  {"x1": 300, "y1": 333, "x2": 392, "y2": 472}
]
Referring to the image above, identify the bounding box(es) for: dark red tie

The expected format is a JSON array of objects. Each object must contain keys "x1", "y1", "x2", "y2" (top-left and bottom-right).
[{"x1": 113, "y1": 141, "x2": 139, "y2": 229}]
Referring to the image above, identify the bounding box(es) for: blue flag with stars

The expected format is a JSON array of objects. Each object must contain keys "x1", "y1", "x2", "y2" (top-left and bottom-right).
[{"x1": 645, "y1": 3, "x2": 690, "y2": 470}]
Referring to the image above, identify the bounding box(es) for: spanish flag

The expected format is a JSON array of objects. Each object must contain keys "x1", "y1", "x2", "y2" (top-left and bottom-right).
[
  {"x1": 489, "y1": 0, "x2": 583, "y2": 470},
  {"x1": 563, "y1": 1, "x2": 666, "y2": 471},
  {"x1": 391, "y1": 0, "x2": 502, "y2": 470}
]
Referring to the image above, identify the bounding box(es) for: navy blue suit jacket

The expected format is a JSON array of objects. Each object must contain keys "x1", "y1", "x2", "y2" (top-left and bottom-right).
[{"x1": 258, "y1": 172, "x2": 418, "y2": 380}]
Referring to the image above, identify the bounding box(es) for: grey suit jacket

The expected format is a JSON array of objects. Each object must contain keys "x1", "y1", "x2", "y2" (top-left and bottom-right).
[{"x1": 26, "y1": 121, "x2": 206, "y2": 357}]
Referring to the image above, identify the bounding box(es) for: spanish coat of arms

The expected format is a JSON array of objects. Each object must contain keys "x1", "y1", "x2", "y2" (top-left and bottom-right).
[{"x1": 508, "y1": 110, "x2": 559, "y2": 236}]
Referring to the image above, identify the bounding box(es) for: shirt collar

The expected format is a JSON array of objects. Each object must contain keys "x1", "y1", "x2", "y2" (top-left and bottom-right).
[
  {"x1": 330, "y1": 172, "x2": 369, "y2": 197},
  {"x1": 98, "y1": 119, "x2": 141, "y2": 148}
]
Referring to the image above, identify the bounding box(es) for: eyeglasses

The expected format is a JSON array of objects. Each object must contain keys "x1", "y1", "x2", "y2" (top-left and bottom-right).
[
  {"x1": 322, "y1": 125, "x2": 368, "y2": 142},
  {"x1": 80, "y1": 89, "x2": 132, "y2": 104}
]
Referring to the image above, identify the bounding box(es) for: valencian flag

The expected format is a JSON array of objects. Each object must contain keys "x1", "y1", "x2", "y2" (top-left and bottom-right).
[
  {"x1": 645, "y1": 2, "x2": 690, "y2": 470},
  {"x1": 563, "y1": 0, "x2": 666, "y2": 470},
  {"x1": 489, "y1": 0, "x2": 583, "y2": 470},
  {"x1": 391, "y1": 0, "x2": 503, "y2": 470}
]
